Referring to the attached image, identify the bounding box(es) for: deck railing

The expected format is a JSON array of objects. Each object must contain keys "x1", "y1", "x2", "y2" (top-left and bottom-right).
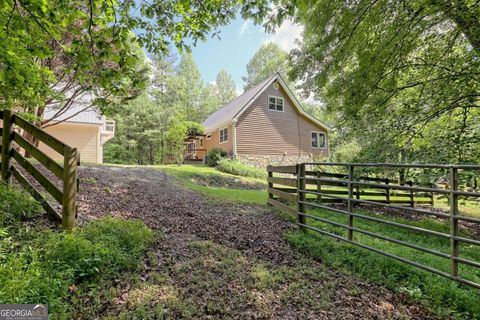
[
  {"x1": 0, "y1": 110, "x2": 79, "y2": 230},
  {"x1": 103, "y1": 119, "x2": 115, "y2": 133},
  {"x1": 267, "y1": 162, "x2": 480, "y2": 289}
]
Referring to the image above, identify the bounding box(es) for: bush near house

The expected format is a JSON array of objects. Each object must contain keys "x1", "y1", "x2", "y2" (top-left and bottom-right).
[
  {"x1": 216, "y1": 159, "x2": 266, "y2": 179},
  {"x1": 206, "y1": 148, "x2": 228, "y2": 166},
  {"x1": 0, "y1": 186, "x2": 154, "y2": 318}
]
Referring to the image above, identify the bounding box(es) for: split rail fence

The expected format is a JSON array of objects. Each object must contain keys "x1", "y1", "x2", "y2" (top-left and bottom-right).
[
  {"x1": 267, "y1": 163, "x2": 480, "y2": 289},
  {"x1": 0, "y1": 110, "x2": 79, "y2": 230}
]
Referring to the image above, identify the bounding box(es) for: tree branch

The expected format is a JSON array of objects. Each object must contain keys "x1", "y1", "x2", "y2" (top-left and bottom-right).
[
  {"x1": 88, "y1": 0, "x2": 95, "y2": 56},
  {"x1": 5, "y1": 0, "x2": 17, "y2": 35}
]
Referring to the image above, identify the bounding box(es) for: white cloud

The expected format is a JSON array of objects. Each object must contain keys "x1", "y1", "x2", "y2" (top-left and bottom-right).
[
  {"x1": 265, "y1": 19, "x2": 303, "y2": 51},
  {"x1": 238, "y1": 20, "x2": 252, "y2": 37}
]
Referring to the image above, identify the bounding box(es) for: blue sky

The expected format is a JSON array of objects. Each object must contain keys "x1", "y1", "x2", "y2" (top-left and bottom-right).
[{"x1": 184, "y1": 17, "x2": 302, "y2": 93}]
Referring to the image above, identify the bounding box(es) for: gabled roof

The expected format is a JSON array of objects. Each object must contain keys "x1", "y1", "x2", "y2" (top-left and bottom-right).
[{"x1": 202, "y1": 73, "x2": 331, "y2": 132}]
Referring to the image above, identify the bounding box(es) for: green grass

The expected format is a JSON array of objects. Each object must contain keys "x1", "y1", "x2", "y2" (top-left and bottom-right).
[
  {"x1": 284, "y1": 205, "x2": 480, "y2": 318},
  {"x1": 216, "y1": 159, "x2": 266, "y2": 179},
  {"x1": 295, "y1": 183, "x2": 479, "y2": 216},
  {"x1": 0, "y1": 185, "x2": 155, "y2": 319},
  {"x1": 153, "y1": 164, "x2": 268, "y2": 204},
  {"x1": 434, "y1": 196, "x2": 480, "y2": 217}
]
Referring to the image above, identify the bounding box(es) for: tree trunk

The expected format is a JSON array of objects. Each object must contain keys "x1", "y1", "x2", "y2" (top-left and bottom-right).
[{"x1": 399, "y1": 169, "x2": 406, "y2": 185}]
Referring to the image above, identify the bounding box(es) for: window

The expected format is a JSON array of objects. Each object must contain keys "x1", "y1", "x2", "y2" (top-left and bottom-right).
[
  {"x1": 311, "y1": 132, "x2": 326, "y2": 148},
  {"x1": 268, "y1": 95, "x2": 284, "y2": 111},
  {"x1": 219, "y1": 127, "x2": 228, "y2": 143},
  {"x1": 200, "y1": 138, "x2": 203, "y2": 147},
  {"x1": 206, "y1": 134, "x2": 212, "y2": 140}
]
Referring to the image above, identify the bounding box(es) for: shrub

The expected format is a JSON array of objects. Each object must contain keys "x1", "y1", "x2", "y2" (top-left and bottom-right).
[
  {"x1": 216, "y1": 159, "x2": 266, "y2": 179},
  {"x1": 0, "y1": 185, "x2": 43, "y2": 226},
  {"x1": 0, "y1": 210, "x2": 155, "y2": 318},
  {"x1": 81, "y1": 217, "x2": 155, "y2": 273},
  {"x1": 207, "y1": 148, "x2": 228, "y2": 166},
  {"x1": 43, "y1": 217, "x2": 154, "y2": 282}
]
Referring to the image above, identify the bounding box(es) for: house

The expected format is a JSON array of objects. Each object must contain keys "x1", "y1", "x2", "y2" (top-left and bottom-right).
[
  {"x1": 38, "y1": 105, "x2": 115, "y2": 163},
  {"x1": 185, "y1": 73, "x2": 330, "y2": 167}
]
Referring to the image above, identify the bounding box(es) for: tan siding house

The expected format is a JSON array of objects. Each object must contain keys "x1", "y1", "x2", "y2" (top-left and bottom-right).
[
  {"x1": 39, "y1": 105, "x2": 115, "y2": 163},
  {"x1": 192, "y1": 73, "x2": 330, "y2": 167},
  {"x1": 203, "y1": 123, "x2": 234, "y2": 155}
]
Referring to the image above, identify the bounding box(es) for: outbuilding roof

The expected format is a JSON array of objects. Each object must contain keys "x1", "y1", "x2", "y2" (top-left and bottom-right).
[
  {"x1": 202, "y1": 73, "x2": 330, "y2": 132},
  {"x1": 44, "y1": 92, "x2": 104, "y2": 125}
]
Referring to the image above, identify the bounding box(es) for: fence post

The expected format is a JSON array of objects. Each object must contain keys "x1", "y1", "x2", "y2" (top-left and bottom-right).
[
  {"x1": 267, "y1": 166, "x2": 273, "y2": 199},
  {"x1": 62, "y1": 147, "x2": 78, "y2": 230},
  {"x1": 297, "y1": 163, "x2": 306, "y2": 231},
  {"x1": 316, "y1": 170, "x2": 322, "y2": 203},
  {"x1": 385, "y1": 178, "x2": 390, "y2": 204},
  {"x1": 450, "y1": 167, "x2": 459, "y2": 277},
  {"x1": 347, "y1": 165, "x2": 354, "y2": 240},
  {"x1": 1, "y1": 110, "x2": 14, "y2": 185}
]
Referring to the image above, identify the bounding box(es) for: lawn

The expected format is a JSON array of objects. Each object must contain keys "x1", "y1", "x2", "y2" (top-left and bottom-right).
[
  {"x1": 277, "y1": 201, "x2": 480, "y2": 318},
  {"x1": 0, "y1": 186, "x2": 155, "y2": 319},
  {"x1": 152, "y1": 164, "x2": 268, "y2": 204}
]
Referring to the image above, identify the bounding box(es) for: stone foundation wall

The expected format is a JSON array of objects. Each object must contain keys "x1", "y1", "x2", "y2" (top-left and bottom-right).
[{"x1": 235, "y1": 154, "x2": 315, "y2": 169}]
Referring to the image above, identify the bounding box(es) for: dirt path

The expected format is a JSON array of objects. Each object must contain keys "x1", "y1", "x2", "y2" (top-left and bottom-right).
[{"x1": 77, "y1": 165, "x2": 439, "y2": 319}]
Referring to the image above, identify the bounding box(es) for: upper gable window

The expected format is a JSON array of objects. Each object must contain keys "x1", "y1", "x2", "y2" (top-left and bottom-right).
[
  {"x1": 219, "y1": 127, "x2": 228, "y2": 144},
  {"x1": 268, "y1": 95, "x2": 284, "y2": 112},
  {"x1": 311, "y1": 131, "x2": 326, "y2": 148}
]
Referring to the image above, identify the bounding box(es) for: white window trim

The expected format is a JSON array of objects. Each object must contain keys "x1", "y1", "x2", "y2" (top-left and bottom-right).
[
  {"x1": 311, "y1": 131, "x2": 327, "y2": 149},
  {"x1": 219, "y1": 127, "x2": 228, "y2": 144},
  {"x1": 268, "y1": 95, "x2": 284, "y2": 112},
  {"x1": 206, "y1": 134, "x2": 212, "y2": 140}
]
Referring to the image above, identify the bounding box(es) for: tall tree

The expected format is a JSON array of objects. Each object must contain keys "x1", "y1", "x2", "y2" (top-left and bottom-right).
[
  {"x1": 281, "y1": 0, "x2": 480, "y2": 164},
  {"x1": 203, "y1": 82, "x2": 222, "y2": 116},
  {"x1": 0, "y1": 0, "x2": 272, "y2": 115},
  {"x1": 242, "y1": 43, "x2": 290, "y2": 90},
  {"x1": 149, "y1": 52, "x2": 177, "y2": 98},
  {"x1": 1, "y1": 1, "x2": 151, "y2": 116},
  {"x1": 215, "y1": 70, "x2": 237, "y2": 106},
  {"x1": 172, "y1": 52, "x2": 205, "y2": 122},
  {"x1": 104, "y1": 95, "x2": 166, "y2": 165}
]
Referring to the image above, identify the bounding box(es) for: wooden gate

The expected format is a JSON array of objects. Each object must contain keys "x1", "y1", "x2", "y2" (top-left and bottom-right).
[{"x1": 0, "y1": 110, "x2": 79, "y2": 230}]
